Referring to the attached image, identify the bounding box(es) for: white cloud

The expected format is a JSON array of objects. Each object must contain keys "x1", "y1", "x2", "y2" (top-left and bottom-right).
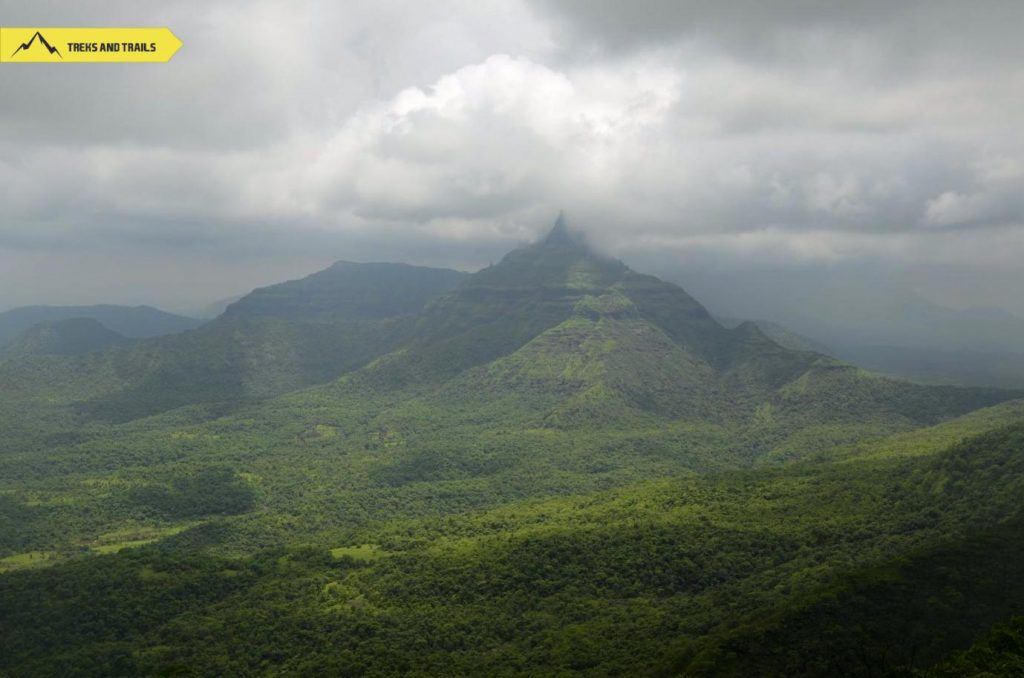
[
  {"x1": 300, "y1": 53, "x2": 682, "y2": 226},
  {"x1": 924, "y1": 154, "x2": 1024, "y2": 228}
]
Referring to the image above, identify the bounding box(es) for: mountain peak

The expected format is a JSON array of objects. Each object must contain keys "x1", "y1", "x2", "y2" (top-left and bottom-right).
[{"x1": 541, "y1": 211, "x2": 586, "y2": 248}]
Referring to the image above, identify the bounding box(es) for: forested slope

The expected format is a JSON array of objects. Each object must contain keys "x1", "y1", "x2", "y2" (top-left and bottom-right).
[
  {"x1": 2, "y1": 419, "x2": 1022, "y2": 676},
  {"x1": 2, "y1": 220, "x2": 1023, "y2": 676}
]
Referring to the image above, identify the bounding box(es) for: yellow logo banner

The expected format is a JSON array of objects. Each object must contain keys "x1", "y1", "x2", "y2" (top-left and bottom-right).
[{"x1": 0, "y1": 27, "x2": 182, "y2": 63}]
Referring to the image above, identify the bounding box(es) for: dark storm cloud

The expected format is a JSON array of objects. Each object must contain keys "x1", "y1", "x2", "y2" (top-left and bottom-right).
[
  {"x1": 529, "y1": 0, "x2": 1024, "y2": 72},
  {"x1": 0, "y1": 0, "x2": 1022, "y2": 315}
]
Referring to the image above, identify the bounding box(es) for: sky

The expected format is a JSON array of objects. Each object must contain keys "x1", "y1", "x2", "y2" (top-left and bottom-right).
[{"x1": 1, "y1": 0, "x2": 1023, "y2": 319}]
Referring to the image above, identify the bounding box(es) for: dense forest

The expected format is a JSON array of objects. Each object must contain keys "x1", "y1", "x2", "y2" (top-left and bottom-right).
[{"x1": 2, "y1": 222, "x2": 1023, "y2": 676}]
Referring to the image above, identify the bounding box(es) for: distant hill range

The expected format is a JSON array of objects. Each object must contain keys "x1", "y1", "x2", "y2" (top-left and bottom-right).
[
  {"x1": 0, "y1": 261, "x2": 470, "y2": 423},
  {"x1": 0, "y1": 305, "x2": 203, "y2": 348},
  {"x1": 2, "y1": 318, "x2": 128, "y2": 358},
  {"x1": 688, "y1": 266, "x2": 1024, "y2": 356},
  {"x1": 831, "y1": 344, "x2": 1024, "y2": 390},
  {"x1": 717, "y1": 317, "x2": 833, "y2": 355},
  {"x1": 0, "y1": 217, "x2": 1017, "y2": 428},
  {"x1": 223, "y1": 261, "x2": 468, "y2": 321},
  {"x1": 719, "y1": 316, "x2": 1024, "y2": 389}
]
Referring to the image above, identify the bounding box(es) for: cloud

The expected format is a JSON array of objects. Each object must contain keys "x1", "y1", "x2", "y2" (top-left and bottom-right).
[
  {"x1": 303, "y1": 54, "x2": 681, "y2": 226},
  {"x1": 0, "y1": 0, "x2": 1022, "y2": 315},
  {"x1": 528, "y1": 0, "x2": 1024, "y2": 76},
  {"x1": 276, "y1": 50, "x2": 1018, "y2": 246},
  {"x1": 924, "y1": 156, "x2": 1024, "y2": 229}
]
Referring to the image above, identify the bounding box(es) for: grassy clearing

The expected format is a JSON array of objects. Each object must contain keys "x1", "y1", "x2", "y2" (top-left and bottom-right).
[
  {"x1": 330, "y1": 544, "x2": 390, "y2": 562},
  {"x1": 314, "y1": 424, "x2": 338, "y2": 438},
  {"x1": 0, "y1": 550, "x2": 58, "y2": 572},
  {"x1": 89, "y1": 524, "x2": 193, "y2": 555}
]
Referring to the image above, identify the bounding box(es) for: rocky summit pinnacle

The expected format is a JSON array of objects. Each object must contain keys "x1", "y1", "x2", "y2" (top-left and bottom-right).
[{"x1": 542, "y1": 211, "x2": 586, "y2": 248}]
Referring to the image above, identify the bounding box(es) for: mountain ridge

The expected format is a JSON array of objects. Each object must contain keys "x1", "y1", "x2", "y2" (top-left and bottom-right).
[
  {"x1": 281, "y1": 219, "x2": 1017, "y2": 447},
  {"x1": 0, "y1": 304, "x2": 202, "y2": 347},
  {"x1": 2, "y1": 218, "x2": 1016, "y2": 432},
  {"x1": 223, "y1": 260, "x2": 468, "y2": 321},
  {"x1": 3, "y1": 218, "x2": 1024, "y2": 677},
  {"x1": 1, "y1": 317, "x2": 128, "y2": 358}
]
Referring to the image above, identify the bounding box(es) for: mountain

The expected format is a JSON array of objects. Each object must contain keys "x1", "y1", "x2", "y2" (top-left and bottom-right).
[
  {"x1": 0, "y1": 262, "x2": 469, "y2": 426},
  {"x1": 0, "y1": 315, "x2": 387, "y2": 426},
  {"x1": 2, "y1": 218, "x2": 1012, "y2": 435},
  {"x1": 320, "y1": 218, "x2": 1012, "y2": 446},
  {"x1": 718, "y1": 316, "x2": 834, "y2": 355},
  {"x1": 345, "y1": 216, "x2": 796, "y2": 392},
  {"x1": 1, "y1": 318, "x2": 128, "y2": 358},
  {"x1": 687, "y1": 269, "x2": 1024, "y2": 355},
  {"x1": 189, "y1": 294, "x2": 245, "y2": 320},
  {"x1": 831, "y1": 344, "x2": 1024, "y2": 390},
  {"x1": 223, "y1": 261, "x2": 468, "y2": 321},
  {"x1": 719, "y1": 315, "x2": 1024, "y2": 389},
  {"x1": 0, "y1": 305, "x2": 202, "y2": 348},
  {"x1": 2, "y1": 217, "x2": 1023, "y2": 677}
]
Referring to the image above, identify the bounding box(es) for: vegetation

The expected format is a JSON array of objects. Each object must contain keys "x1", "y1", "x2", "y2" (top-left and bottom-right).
[
  {"x1": 0, "y1": 304, "x2": 202, "y2": 347},
  {"x1": 1, "y1": 317, "x2": 128, "y2": 358},
  {"x1": 1, "y1": 222, "x2": 1022, "y2": 676},
  {"x1": 920, "y1": 616, "x2": 1024, "y2": 677},
  {"x1": 223, "y1": 260, "x2": 468, "y2": 321}
]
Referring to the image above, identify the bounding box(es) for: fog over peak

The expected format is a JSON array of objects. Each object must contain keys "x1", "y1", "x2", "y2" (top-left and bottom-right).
[{"x1": 1, "y1": 0, "x2": 1022, "y2": 318}]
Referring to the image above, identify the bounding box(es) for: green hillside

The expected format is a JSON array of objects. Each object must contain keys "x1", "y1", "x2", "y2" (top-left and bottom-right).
[
  {"x1": 0, "y1": 304, "x2": 202, "y2": 347},
  {"x1": 1, "y1": 218, "x2": 1022, "y2": 676},
  {"x1": 0, "y1": 262, "x2": 472, "y2": 430},
  {"x1": 2, "y1": 416, "x2": 1022, "y2": 676},
  {"x1": 1, "y1": 317, "x2": 128, "y2": 358},
  {"x1": 919, "y1": 616, "x2": 1024, "y2": 676},
  {"x1": 717, "y1": 316, "x2": 834, "y2": 355},
  {"x1": 224, "y1": 261, "x2": 468, "y2": 320},
  {"x1": 0, "y1": 315, "x2": 408, "y2": 430}
]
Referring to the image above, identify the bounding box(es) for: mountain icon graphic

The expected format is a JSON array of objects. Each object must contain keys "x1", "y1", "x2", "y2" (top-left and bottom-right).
[{"x1": 10, "y1": 31, "x2": 62, "y2": 58}]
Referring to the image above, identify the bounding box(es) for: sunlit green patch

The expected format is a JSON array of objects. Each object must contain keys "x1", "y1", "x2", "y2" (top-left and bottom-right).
[
  {"x1": 81, "y1": 476, "x2": 134, "y2": 487},
  {"x1": 314, "y1": 424, "x2": 338, "y2": 438},
  {"x1": 22, "y1": 493, "x2": 80, "y2": 507},
  {"x1": 330, "y1": 544, "x2": 390, "y2": 562},
  {"x1": 90, "y1": 524, "x2": 193, "y2": 555},
  {"x1": 0, "y1": 551, "x2": 58, "y2": 572}
]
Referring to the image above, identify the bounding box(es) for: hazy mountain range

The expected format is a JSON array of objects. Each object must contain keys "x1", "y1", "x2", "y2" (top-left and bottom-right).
[
  {"x1": 6, "y1": 246, "x2": 1022, "y2": 390},
  {"x1": 1, "y1": 218, "x2": 1023, "y2": 675},
  {"x1": 694, "y1": 268, "x2": 1024, "y2": 388},
  {"x1": 0, "y1": 305, "x2": 202, "y2": 347}
]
